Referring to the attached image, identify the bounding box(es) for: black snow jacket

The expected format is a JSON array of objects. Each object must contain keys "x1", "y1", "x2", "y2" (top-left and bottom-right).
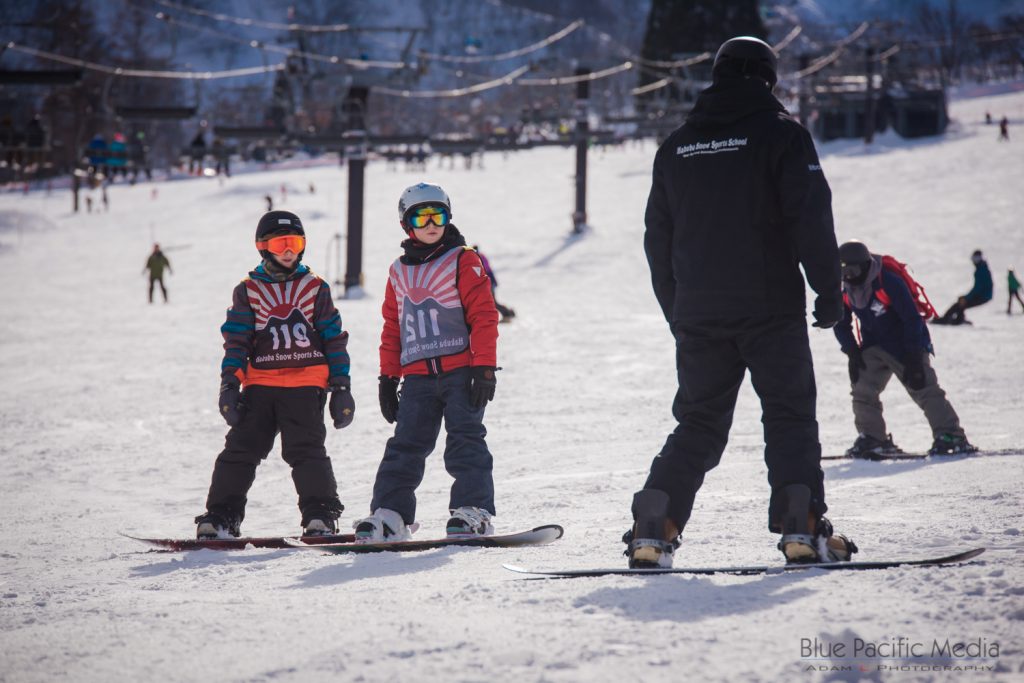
[{"x1": 644, "y1": 77, "x2": 841, "y2": 325}]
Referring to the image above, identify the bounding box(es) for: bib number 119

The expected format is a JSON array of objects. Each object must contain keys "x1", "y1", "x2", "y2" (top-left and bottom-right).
[{"x1": 269, "y1": 322, "x2": 310, "y2": 350}]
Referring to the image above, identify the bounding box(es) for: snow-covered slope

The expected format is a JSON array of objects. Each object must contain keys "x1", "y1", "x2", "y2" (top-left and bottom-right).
[{"x1": 0, "y1": 90, "x2": 1022, "y2": 682}]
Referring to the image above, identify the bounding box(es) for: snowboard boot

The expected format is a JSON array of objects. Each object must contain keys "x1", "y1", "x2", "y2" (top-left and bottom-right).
[
  {"x1": 775, "y1": 484, "x2": 858, "y2": 564},
  {"x1": 352, "y1": 508, "x2": 412, "y2": 543},
  {"x1": 302, "y1": 518, "x2": 338, "y2": 537},
  {"x1": 300, "y1": 500, "x2": 344, "y2": 537},
  {"x1": 928, "y1": 433, "x2": 978, "y2": 456},
  {"x1": 624, "y1": 489, "x2": 680, "y2": 568},
  {"x1": 845, "y1": 433, "x2": 902, "y2": 460},
  {"x1": 194, "y1": 510, "x2": 241, "y2": 539},
  {"x1": 446, "y1": 507, "x2": 494, "y2": 537}
]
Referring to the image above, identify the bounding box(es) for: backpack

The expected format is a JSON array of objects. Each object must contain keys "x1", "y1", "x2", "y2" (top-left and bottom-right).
[{"x1": 844, "y1": 255, "x2": 937, "y2": 321}]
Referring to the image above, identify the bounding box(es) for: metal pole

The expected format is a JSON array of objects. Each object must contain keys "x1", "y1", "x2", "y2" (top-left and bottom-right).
[
  {"x1": 572, "y1": 67, "x2": 590, "y2": 234},
  {"x1": 341, "y1": 85, "x2": 370, "y2": 299},
  {"x1": 344, "y1": 137, "x2": 366, "y2": 297}
]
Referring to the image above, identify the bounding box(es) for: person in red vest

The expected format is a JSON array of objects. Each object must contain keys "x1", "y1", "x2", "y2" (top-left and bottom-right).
[{"x1": 354, "y1": 183, "x2": 500, "y2": 543}]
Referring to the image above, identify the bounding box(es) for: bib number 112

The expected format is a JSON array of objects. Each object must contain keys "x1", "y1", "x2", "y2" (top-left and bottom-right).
[{"x1": 405, "y1": 309, "x2": 441, "y2": 342}]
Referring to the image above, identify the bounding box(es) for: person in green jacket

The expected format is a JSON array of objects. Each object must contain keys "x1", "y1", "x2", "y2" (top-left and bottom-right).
[
  {"x1": 1009, "y1": 268, "x2": 1024, "y2": 315},
  {"x1": 144, "y1": 243, "x2": 172, "y2": 303}
]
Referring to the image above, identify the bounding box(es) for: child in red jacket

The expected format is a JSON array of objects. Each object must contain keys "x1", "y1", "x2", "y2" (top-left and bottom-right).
[{"x1": 354, "y1": 183, "x2": 500, "y2": 542}]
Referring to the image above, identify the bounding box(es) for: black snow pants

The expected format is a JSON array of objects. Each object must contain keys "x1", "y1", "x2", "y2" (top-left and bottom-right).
[
  {"x1": 204, "y1": 385, "x2": 342, "y2": 525},
  {"x1": 642, "y1": 314, "x2": 826, "y2": 532}
]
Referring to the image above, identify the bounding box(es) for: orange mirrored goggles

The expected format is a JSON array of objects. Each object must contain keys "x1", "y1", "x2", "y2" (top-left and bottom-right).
[{"x1": 256, "y1": 234, "x2": 306, "y2": 255}]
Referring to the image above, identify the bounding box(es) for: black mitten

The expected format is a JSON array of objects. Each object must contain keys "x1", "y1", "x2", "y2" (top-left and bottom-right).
[
  {"x1": 812, "y1": 297, "x2": 844, "y2": 329},
  {"x1": 845, "y1": 347, "x2": 866, "y2": 384},
  {"x1": 469, "y1": 366, "x2": 497, "y2": 409},
  {"x1": 903, "y1": 353, "x2": 927, "y2": 391},
  {"x1": 219, "y1": 375, "x2": 244, "y2": 427},
  {"x1": 329, "y1": 377, "x2": 355, "y2": 429},
  {"x1": 378, "y1": 375, "x2": 400, "y2": 424}
]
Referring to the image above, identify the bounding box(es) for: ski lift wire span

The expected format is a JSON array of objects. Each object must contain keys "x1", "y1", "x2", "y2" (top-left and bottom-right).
[
  {"x1": 149, "y1": 0, "x2": 420, "y2": 33},
  {"x1": 3, "y1": 42, "x2": 286, "y2": 80}
]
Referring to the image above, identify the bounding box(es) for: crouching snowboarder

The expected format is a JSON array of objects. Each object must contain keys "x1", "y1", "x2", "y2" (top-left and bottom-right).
[{"x1": 835, "y1": 240, "x2": 976, "y2": 457}]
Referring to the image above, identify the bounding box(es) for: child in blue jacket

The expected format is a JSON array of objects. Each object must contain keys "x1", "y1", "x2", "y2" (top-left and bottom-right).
[{"x1": 835, "y1": 240, "x2": 975, "y2": 457}]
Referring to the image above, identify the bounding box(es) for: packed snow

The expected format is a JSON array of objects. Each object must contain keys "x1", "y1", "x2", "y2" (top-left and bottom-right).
[{"x1": 1, "y1": 90, "x2": 1022, "y2": 683}]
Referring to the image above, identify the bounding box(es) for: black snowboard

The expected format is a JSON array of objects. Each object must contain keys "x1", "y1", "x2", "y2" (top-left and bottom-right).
[
  {"x1": 822, "y1": 448, "x2": 1022, "y2": 461},
  {"x1": 503, "y1": 547, "x2": 985, "y2": 578}
]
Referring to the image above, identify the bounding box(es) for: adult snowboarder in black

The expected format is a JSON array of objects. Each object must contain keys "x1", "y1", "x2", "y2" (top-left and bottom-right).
[{"x1": 627, "y1": 36, "x2": 856, "y2": 568}]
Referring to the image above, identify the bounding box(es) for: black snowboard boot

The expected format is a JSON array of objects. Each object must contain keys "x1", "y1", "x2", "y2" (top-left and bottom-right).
[
  {"x1": 927, "y1": 433, "x2": 978, "y2": 456},
  {"x1": 845, "y1": 433, "x2": 902, "y2": 459},
  {"x1": 776, "y1": 484, "x2": 858, "y2": 564},
  {"x1": 301, "y1": 500, "x2": 344, "y2": 537},
  {"x1": 624, "y1": 489, "x2": 680, "y2": 568},
  {"x1": 195, "y1": 510, "x2": 241, "y2": 539}
]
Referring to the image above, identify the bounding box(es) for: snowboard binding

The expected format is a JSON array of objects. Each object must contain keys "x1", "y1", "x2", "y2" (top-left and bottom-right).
[
  {"x1": 624, "y1": 489, "x2": 680, "y2": 568},
  {"x1": 775, "y1": 484, "x2": 858, "y2": 564}
]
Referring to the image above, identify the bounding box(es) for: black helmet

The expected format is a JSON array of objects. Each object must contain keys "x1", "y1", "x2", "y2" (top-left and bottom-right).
[
  {"x1": 712, "y1": 36, "x2": 778, "y2": 88},
  {"x1": 255, "y1": 210, "x2": 305, "y2": 262},
  {"x1": 839, "y1": 240, "x2": 872, "y2": 284}
]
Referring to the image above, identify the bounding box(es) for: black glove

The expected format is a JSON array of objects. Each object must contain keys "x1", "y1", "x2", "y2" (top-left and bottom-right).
[
  {"x1": 328, "y1": 376, "x2": 355, "y2": 429},
  {"x1": 812, "y1": 296, "x2": 844, "y2": 329},
  {"x1": 218, "y1": 375, "x2": 244, "y2": 427},
  {"x1": 378, "y1": 375, "x2": 400, "y2": 424},
  {"x1": 469, "y1": 366, "x2": 497, "y2": 409},
  {"x1": 845, "y1": 347, "x2": 866, "y2": 384},
  {"x1": 902, "y1": 352, "x2": 927, "y2": 391}
]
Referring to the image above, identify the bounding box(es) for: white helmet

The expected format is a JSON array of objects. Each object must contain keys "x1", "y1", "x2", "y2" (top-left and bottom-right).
[{"x1": 398, "y1": 182, "x2": 452, "y2": 226}]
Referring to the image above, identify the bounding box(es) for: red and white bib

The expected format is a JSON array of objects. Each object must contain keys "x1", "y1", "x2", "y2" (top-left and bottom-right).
[
  {"x1": 389, "y1": 247, "x2": 471, "y2": 366},
  {"x1": 246, "y1": 273, "x2": 327, "y2": 369}
]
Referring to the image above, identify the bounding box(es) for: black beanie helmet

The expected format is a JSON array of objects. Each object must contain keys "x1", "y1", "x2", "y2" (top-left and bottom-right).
[
  {"x1": 839, "y1": 240, "x2": 872, "y2": 285},
  {"x1": 255, "y1": 210, "x2": 305, "y2": 263},
  {"x1": 712, "y1": 36, "x2": 778, "y2": 88}
]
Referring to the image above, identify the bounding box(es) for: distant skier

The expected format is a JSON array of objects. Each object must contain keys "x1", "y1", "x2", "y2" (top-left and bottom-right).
[
  {"x1": 1008, "y1": 267, "x2": 1024, "y2": 315},
  {"x1": 188, "y1": 131, "x2": 206, "y2": 175},
  {"x1": 264, "y1": 194, "x2": 273, "y2": 212},
  {"x1": 473, "y1": 245, "x2": 516, "y2": 322},
  {"x1": 934, "y1": 250, "x2": 993, "y2": 325},
  {"x1": 194, "y1": 211, "x2": 353, "y2": 539},
  {"x1": 998, "y1": 116, "x2": 1009, "y2": 141},
  {"x1": 627, "y1": 36, "x2": 856, "y2": 569},
  {"x1": 354, "y1": 182, "x2": 499, "y2": 543},
  {"x1": 834, "y1": 240, "x2": 976, "y2": 457},
  {"x1": 144, "y1": 243, "x2": 171, "y2": 303}
]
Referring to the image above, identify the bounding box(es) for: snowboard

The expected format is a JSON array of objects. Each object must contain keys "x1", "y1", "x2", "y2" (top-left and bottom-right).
[
  {"x1": 822, "y1": 448, "x2": 1022, "y2": 461},
  {"x1": 122, "y1": 532, "x2": 357, "y2": 551},
  {"x1": 285, "y1": 524, "x2": 564, "y2": 555},
  {"x1": 502, "y1": 547, "x2": 985, "y2": 578}
]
